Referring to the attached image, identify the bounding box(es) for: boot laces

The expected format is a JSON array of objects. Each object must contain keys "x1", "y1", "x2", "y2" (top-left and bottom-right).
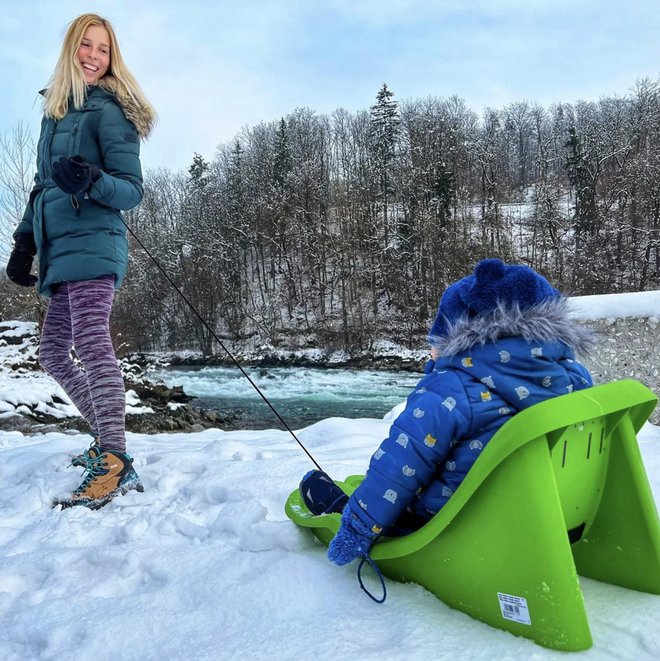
[
  {"x1": 69, "y1": 438, "x2": 100, "y2": 469},
  {"x1": 73, "y1": 454, "x2": 109, "y2": 494}
]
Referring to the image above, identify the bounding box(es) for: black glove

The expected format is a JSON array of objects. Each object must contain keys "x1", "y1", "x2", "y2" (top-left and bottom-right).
[
  {"x1": 52, "y1": 155, "x2": 101, "y2": 195},
  {"x1": 6, "y1": 233, "x2": 38, "y2": 287}
]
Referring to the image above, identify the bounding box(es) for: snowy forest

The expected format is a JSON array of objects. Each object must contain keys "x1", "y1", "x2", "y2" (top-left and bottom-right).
[{"x1": 2, "y1": 78, "x2": 660, "y2": 354}]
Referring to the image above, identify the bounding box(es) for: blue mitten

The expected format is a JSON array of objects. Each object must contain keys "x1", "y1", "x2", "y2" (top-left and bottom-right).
[{"x1": 328, "y1": 502, "x2": 378, "y2": 566}]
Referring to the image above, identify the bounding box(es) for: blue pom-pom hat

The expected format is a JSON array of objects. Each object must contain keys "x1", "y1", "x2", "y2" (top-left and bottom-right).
[{"x1": 428, "y1": 258, "x2": 560, "y2": 342}]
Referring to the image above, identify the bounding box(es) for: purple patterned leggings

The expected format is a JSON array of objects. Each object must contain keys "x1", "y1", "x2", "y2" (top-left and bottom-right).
[{"x1": 39, "y1": 275, "x2": 126, "y2": 453}]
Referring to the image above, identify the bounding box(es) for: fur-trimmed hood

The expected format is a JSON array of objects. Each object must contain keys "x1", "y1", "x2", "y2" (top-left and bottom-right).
[
  {"x1": 429, "y1": 297, "x2": 596, "y2": 358},
  {"x1": 96, "y1": 76, "x2": 155, "y2": 139}
]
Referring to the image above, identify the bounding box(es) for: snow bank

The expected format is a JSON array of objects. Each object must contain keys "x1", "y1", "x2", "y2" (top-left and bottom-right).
[{"x1": 569, "y1": 290, "x2": 660, "y2": 321}]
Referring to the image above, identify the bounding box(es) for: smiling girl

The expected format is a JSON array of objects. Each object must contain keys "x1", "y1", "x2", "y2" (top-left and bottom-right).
[{"x1": 6, "y1": 13, "x2": 156, "y2": 509}]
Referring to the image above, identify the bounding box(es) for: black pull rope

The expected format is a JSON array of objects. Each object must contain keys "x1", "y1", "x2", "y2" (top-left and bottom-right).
[
  {"x1": 123, "y1": 217, "x2": 323, "y2": 470},
  {"x1": 95, "y1": 186, "x2": 323, "y2": 472}
]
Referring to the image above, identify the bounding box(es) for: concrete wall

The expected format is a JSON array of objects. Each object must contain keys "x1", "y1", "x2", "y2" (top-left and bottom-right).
[{"x1": 583, "y1": 317, "x2": 660, "y2": 424}]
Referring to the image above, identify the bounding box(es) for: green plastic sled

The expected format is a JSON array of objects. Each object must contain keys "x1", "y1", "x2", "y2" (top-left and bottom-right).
[{"x1": 285, "y1": 379, "x2": 660, "y2": 652}]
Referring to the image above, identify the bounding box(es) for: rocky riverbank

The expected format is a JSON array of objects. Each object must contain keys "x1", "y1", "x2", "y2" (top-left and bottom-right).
[
  {"x1": 126, "y1": 342, "x2": 429, "y2": 373},
  {"x1": 0, "y1": 320, "x2": 239, "y2": 435}
]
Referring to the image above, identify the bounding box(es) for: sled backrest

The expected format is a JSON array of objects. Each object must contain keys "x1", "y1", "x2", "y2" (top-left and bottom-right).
[{"x1": 549, "y1": 416, "x2": 611, "y2": 538}]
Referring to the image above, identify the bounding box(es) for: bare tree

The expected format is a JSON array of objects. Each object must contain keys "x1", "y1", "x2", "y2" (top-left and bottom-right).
[{"x1": 0, "y1": 123, "x2": 36, "y2": 253}]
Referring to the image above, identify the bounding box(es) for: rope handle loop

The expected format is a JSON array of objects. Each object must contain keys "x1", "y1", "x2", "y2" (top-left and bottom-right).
[{"x1": 357, "y1": 554, "x2": 387, "y2": 603}]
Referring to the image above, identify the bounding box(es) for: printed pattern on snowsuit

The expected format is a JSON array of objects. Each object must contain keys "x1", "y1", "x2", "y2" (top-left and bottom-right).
[
  {"x1": 39, "y1": 275, "x2": 125, "y2": 452},
  {"x1": 349, "y1": 334, "x2": 593, "y2": 535}
]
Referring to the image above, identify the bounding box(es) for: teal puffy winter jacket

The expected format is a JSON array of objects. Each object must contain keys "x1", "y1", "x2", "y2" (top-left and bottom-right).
[{"x1": 14, "y1": 77, "x2": 153, "y2": 297}]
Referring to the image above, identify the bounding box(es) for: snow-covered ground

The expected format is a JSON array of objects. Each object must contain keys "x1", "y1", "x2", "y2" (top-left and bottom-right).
[
  {"x1": 1, "y1": 420, "x2": 659, "y2": 660},
  {"x1": 1, "y1": 290, "x2": 660, "y2": 660}
]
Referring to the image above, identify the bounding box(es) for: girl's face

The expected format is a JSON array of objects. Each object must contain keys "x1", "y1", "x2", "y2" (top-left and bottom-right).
[{"x1": 77, "y1": 25, "x2": 110, "y2": 84}]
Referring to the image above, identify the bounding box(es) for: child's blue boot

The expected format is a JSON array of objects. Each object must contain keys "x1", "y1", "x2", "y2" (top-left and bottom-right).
[{"x1": 299, "y1": 469, "x2": 348, "y2": 515}]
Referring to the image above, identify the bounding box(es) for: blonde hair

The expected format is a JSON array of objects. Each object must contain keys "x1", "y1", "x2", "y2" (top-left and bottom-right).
[{"x1": 44, "y1": 13, "x2": 155, "y2": 129}]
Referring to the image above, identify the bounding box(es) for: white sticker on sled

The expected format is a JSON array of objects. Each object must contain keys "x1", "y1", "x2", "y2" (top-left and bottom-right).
[{"x1": 497, "y1": 592, "x2": 531, "y2": 625}]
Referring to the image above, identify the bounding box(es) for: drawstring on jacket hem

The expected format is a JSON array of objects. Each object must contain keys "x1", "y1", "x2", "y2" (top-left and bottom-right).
[{"x1": 70, "y1": 194, "x2": 80, "y2": 215}]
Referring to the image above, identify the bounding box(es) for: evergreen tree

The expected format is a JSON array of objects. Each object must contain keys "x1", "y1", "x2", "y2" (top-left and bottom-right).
[
  {"x1": 273, "y1": 118, "x2": 292, "y2": 190},
  {"x1": 369, "y1": 83, "x2": 400, "y2": 237},
  {"x1": 188, "y1": 152, "x2": 211, "y2": 189}
]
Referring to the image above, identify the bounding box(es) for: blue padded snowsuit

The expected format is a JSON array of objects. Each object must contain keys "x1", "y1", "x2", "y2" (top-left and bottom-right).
[{"x1": 349, "y1": 332, "x2": 593, "y2": 534}]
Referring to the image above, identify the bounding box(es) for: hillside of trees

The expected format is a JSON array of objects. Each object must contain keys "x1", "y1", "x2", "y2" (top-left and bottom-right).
[{"x1": 2, "y1": 78, "x2": 659, "y2": 354}]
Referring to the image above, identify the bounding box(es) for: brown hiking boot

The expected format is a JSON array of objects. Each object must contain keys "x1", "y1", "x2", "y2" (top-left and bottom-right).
[{"x1": 55, "y1": 449, "x2": 144, "y2": 510}]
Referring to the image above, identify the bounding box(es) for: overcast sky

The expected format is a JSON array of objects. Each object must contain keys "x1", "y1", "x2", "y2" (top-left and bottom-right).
[{"x1": 1, "y1": 0, "x2": 659, "y2": 172}]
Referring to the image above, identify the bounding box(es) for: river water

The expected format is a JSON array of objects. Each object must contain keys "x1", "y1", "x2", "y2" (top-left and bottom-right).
[{"x1": 152, "y1": 365, "x2": 423, "y2": 430}]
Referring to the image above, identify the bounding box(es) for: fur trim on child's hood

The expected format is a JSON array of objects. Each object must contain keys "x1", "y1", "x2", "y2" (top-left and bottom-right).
[{"x1": 429, "y1": 297, "x2": 596, "y2": 358}]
